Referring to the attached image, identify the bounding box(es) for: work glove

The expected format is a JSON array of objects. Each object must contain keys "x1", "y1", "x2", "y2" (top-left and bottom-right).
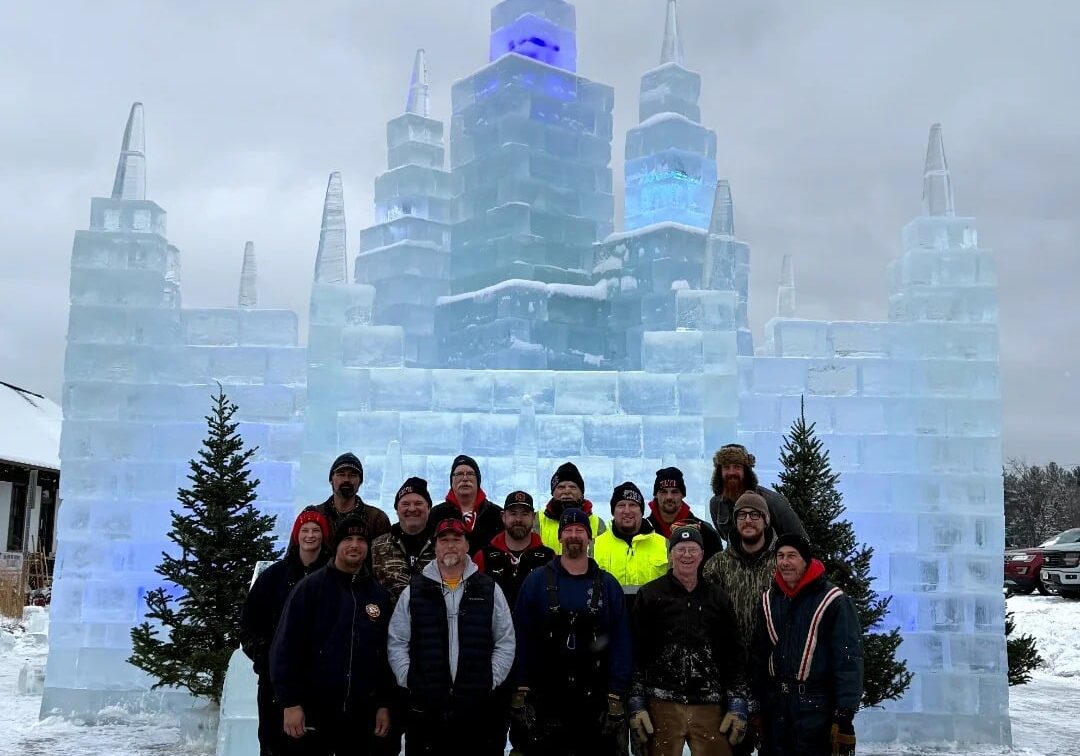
[
  {"x1": 831, "y1": 709, "x2": 856, "y2": 756},
  {"x1": 718, "y1": 696, "x2": 749, "y2": 746},
  {"x1": 628, "y1": 696, "x2": 654, "y2": 747},
  {"x1": 510, "y1": 687, "x2": 536, "y2": 733},
  {"x1": 601, "y1": 693, "x2": 627, "y2": 736}
]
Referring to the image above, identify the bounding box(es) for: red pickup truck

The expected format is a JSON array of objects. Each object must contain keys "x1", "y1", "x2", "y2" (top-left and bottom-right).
[{"x1": 1005, "y1": 528, "x2": 1080, "y2": 595}]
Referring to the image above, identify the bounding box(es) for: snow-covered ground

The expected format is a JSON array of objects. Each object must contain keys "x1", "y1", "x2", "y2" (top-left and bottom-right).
[{"x1": 1, "y1": 595, "x2": 1078, "y2": 755}]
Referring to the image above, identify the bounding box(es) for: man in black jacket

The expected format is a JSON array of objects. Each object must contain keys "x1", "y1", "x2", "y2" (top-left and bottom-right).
[
  {"x1": 645, "y1": 467, "x2": 723, "y2": 559},
  {"x1": 750, "y1": 534, "x2": 863, "y2": 756},
  {"x1": 427, "y1": 454, "x2": 504, "y2": 554},
  {"x1": 709, "y1": 444, "x2": 806, "y2": 545},
  {"x1": 311, "y1": 452, "x2": 391, "y2": 541},
  {"x1": 271, "y1": 513, "x2": 394, "y2": 755},
  {"x1": 630, "y1": 523, "x2": 749, "y2": 756},
  {"x1": 241, "y1": 510, "x2": 332, "y2": 756}
]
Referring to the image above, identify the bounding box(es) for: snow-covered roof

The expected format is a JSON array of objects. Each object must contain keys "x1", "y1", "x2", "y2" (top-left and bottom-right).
[{"x1": 0, "y1": 382, "x2": 61, "y2": 471}]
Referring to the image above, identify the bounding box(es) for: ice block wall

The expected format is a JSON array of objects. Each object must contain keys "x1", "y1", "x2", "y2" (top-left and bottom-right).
[{"x1": 45, "y1": 104, "x2": 305, "y2": 717}]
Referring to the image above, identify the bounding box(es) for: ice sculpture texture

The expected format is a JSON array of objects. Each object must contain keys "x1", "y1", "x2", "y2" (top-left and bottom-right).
[{"x1": 49, "y1": 0, "x2": 1008, "y2": 747}]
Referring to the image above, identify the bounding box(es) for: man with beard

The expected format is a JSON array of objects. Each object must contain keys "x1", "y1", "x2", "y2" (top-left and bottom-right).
[
  {"x1": 709, "y1": 444, "x2": 805, "y2": 545},
  {"x1": 372, "y1": 477, "x2": 437, "y2": 604},
  {"x1": 702, "y1": 492, "x2": 777, "y2": 756},
  {"x1": 536, "y1": 461, "x2": 606, "y2": 553},
  {"x1": 630, "y1": 524, "x2": 749, "y2": 756},
  {"x1": 645, "y1": 467, "x2": 723, "y2": 560},
  {"x1": 473, "y1": 491, "x2": 556, "y2": 755},
  {"x1": 749, "y1": 534, "x2": 863, "y2": 756},
  {"x1": 428, "y1": 454, "x2": 504, "y2": 554},
  {"x1": 594, "y1": 482, "x2": 669, "y2": 600},
  {"x1": 241, "y1": 509, "x2": 332, "y2": 756},
  {"x1": 388, "y1": 518, "x2": 516, "y2": 756},
  {"x1": 313, "y1": 452, "x2": 391, "y2": 540},
  {"x1": 271, "y1": 514, "x2": 393, "y2": 756},
  {"x1": 512, "y1": 508, "x2": 632, "y2": 756}
]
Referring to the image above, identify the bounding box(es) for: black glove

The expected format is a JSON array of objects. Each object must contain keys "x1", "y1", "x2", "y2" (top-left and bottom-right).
[
  {"x1": 601, "y1": 694, "x2": 627, "y2": 736},
  {"x1": 511, "y1": 687, "x2": 536, "y2": 733},
  {"x1": 831, "y1": 709, "x2": 856, "y2": 756}
]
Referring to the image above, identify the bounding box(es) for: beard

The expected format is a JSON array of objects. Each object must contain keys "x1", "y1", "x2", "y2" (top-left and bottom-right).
[
  {"x1": 439, "y1": 553, "x2": 462, "y2": 568},
  {"x1": 563, "y1": 540, "x2": 585, "y2": 559},
  {"x1": 507, "y1": 523, "x2": 530, "y2": 540},
  {"x1": 336, "y1": 484, "x2": 355, "y2": 498},
  {"x1": 722, "y1": 475, "x2": 745, "y2": 500}
]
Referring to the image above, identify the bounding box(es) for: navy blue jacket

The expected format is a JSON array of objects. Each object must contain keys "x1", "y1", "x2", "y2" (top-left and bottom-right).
[
  {"x1": 512, "y1": 557, "x2": 632, "y2": 696},
  {"x1": 271, "y1": 562, "x2": 394, "y2": 713}
]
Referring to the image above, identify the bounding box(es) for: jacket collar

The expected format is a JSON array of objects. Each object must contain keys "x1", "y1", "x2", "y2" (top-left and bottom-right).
[
  {"x1": 543, "y1": 498, "x2": 595, "y2": 520},
  {"x1": 489, "y1": 530, "x2": 545, "y2": 554},
  {"x1": 730, "y1": 530, "x2": 775, "y2": 564},
  {"x1": 774, "y1": 558, "x2": 827, "y2": 599},
  {"x1": 444, "y1": 488, "x2": 488, "y2": 511}
]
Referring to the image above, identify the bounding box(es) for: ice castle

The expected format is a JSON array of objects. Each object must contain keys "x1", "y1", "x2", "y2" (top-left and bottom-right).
[{"x1": 47, "y1": 0, "x2": 1009, "y2": 746}]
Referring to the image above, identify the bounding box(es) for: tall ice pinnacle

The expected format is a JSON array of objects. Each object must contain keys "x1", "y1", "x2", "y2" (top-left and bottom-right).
[
  {"x1": 406, "y1": 49, "x2": 431, "y2": 118},
  {"x1": 922, "y1": 123, "x2": 955, "y2": 217},
  {"x1": 708, "y1": 180, "x2": 735, "y2": 238},
  {"x1": 238, "y1": 241, "x2": 257, "y2": 308},
  {"x1": 313, "y1": 171, "x2": 347, "y2": 284},
  {"x1": 777, "y1": 254, "x2": 796, "y2": 318},
  {"x1": 111, "y1": 102, "x2": 146, "y2": 201},
  {"x1": 660, "y1": 0, "x2": 685, "y2": 66}
]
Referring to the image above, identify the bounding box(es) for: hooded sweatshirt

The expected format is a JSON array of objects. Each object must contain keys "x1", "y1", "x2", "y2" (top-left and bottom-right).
[{"x1": 429, "y1": 488, "x2": 504, "y2": 554}]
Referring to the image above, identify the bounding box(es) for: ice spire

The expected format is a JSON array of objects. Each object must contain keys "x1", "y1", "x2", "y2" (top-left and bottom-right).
[
  {"x1": 512, "y1": 396, "x2": 538, "y2": 492},
  {"x1": 708, "y1": 180, "x2": 735, "y2": 237},
  {"x1": 313, "y1": 171, "x2": 347, "y2": 284},
  {"x1": 660, "y1": 0, "x2": 685, "y2": 66},
  {"x1": 406, "y1": 49, "x2": 431, "y2": 118},
  {"x1": 380, "y1": 441, "x2": 403, "y2": 508},
  {"x1": 111, "y1": 102, "x2": 146, "y2": 201},
  {"x1": 777, "y1": 254, "x2": 796, "y2": 318},
  {"x1": 237, "y1": 241, "x2": 257, "y2": 308},
  {"x1": 922, "y1": 123, "x2": 955, "y2": 217}
]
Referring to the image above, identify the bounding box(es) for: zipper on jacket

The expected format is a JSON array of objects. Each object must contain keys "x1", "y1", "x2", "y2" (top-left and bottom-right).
[{"x1": 345, "y1": 572, "x2": 358, "y2": 713}]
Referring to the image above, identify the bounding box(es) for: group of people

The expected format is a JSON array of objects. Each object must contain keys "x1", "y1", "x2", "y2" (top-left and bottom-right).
[{"x1": 239, "y1": 444, "x2": 864, "y2": 756}]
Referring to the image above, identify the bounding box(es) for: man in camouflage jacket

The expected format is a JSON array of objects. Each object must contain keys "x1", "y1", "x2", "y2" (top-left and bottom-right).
[
  {"x1": 702, "y1": 491, "x2": 776, "y2": 756},
  {"x1": 371, "y1": 477, "x2": 437, "y2": 604}
]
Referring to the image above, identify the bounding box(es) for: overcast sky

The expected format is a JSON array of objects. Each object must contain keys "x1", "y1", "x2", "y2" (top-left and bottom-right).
[{"x1": 1, "y1": 1, "x2": 1077, "y2": 464}]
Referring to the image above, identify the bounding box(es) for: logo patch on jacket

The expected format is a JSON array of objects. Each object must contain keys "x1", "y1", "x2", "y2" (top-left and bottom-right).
[{"x1": 365, "y1": 603, "x2": 381, "y2": 620}]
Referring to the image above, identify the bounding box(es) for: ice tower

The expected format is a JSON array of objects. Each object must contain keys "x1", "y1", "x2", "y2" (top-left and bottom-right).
[
  {"x1": 44, "y1": 104, "x2": 305, "y2": 716},
  {"x1": 50, "y1": 2, "x2": 1009, "y2": 748}
]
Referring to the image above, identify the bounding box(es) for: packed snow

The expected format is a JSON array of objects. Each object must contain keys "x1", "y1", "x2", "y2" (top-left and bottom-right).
[{"x1": 1, "y1": 594, "x2": 1079, "y2": 755}]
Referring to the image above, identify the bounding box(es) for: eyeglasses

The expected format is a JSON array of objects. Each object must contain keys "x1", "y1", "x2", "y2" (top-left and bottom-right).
[
  {"x1": 452, "y1": 472, "x2": 477, "y2": 480},
  {"x1": 735, "y1": 511, "x2": 764, "y2": 522}
]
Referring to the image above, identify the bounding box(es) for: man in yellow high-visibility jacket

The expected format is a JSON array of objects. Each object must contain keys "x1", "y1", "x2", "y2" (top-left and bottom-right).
[
  {"x1": 536, "y1": 461, "x2": 606, "y2": 554},
  {"x1": 593, "y1": 481, "x2": 669, "y2": 600}
]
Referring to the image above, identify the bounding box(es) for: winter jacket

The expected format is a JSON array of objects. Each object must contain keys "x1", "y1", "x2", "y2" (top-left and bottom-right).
[
  {"x1": 593, "y1": 521, "x2": 669, "y2": 591},
  {"x1": 536, "y1": 499, "x2": 607, "y2": 554},
  {"x1": 750, "y1": 560, "x2": 864, "y2": 755},
  {"x1": 710, "y1": 485, "x2": 807, "y2": 544},
  {"x1": 645, "y1": 499, "x2": 723, "y2": 559},
  {"x1": 473, "y1": 532, "x2": 556, "y2": 609},
  {"x1": 270, "y1": 562, "x2": 394, "y2": 713},
  {"x1": 371, "y1": 524, "x2": 436, "y2": 603},
  {"x1": 239, "y1": 545, "x2": 330, "y2": 677},
  {"x1": 631, "y1": 570, "x2": 748, "y2": 705},
  {"x1": 702, "y1": 532, "x2": 777, "y2": 668},
  {"x1": 428, "y1": 489, "x2": 504, "y2": 554},
  {"x1": 513, "y1": 557, "x2": 632, "y2": 697},
  {"x1": 387, "y1": 559, "x2": 515, "y2": 701},
  {"x1": 311, "y1": 495, "x2": 391, "y2": 541}
]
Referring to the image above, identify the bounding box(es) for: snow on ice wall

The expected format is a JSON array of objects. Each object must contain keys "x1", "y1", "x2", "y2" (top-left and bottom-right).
[
  {"x1": 45, "y1": 103, "x2": 305, "y2": 716},
  {"x1": 53, "y1": 2, "x2": 1008, "y2": 748}
]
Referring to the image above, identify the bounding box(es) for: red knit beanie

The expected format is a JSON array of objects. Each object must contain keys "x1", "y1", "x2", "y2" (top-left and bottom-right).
[{"x1": 291, "y1": 509, "x2": 330, "y2": 545}]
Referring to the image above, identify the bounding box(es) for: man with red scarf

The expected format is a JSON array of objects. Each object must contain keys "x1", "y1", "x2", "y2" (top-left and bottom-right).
[
  {"x1": 428, "y1": 454, "x2": 504, "y2": 554},
  {"x1": 749, "y1": 534, "x2": 863, "y2": 756},
  {"x1": 645, "y1": 466, "x2": 722, "y2": 559}
]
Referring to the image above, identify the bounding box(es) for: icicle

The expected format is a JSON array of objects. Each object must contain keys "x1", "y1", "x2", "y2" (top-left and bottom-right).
[{"x1": 111, "y1": 102, "x2": 146, "y2": 200}]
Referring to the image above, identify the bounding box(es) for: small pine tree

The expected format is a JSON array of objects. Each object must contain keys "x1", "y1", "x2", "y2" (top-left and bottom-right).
[
  {"x1": 775, "y1": 400, "x2": 912, "y2": 708},
  {"x1": 1006, "y1": 610, "x2": 1043, "y2": 686},
  {"x1": 129, "y1": 387, "x2": 278, "y2": 703}
]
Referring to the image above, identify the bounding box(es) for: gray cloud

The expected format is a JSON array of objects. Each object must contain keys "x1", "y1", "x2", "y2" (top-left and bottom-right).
[{"x1": 1, "y1": 0, "x2": 1076, "y2": 463}]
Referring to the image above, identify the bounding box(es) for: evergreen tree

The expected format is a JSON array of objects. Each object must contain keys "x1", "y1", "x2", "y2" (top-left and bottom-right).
[
  {"x1": 129, "y1": 387, "x2": 278, "y2": 703},
  {"x1": 1006, "y1": 611, "x2": 1043, "y2": 685},
  {"x1": 775, "y1": 400, "x2": 912, "y2": 708}
]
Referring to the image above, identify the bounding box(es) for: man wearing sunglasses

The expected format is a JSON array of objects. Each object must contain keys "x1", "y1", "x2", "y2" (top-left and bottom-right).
[{"x1": 709, "y1": 444, "x2": 805, "y2": 546}]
